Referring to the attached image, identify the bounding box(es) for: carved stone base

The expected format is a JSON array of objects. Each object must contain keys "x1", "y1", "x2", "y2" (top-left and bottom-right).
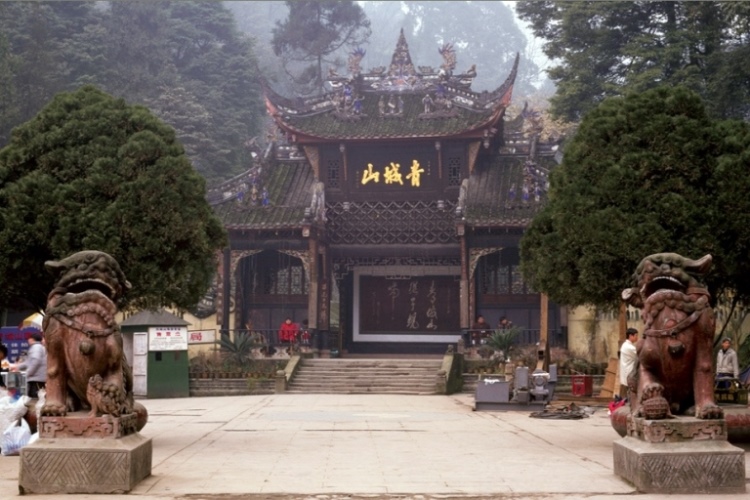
[
  {"x1": 19, "y1": 433, "x2": 152, "y2": 494},
  {"x1": 614, "y1": 418, "x2": 745, "y2": 494},
  {"x1": 39, "y1": 412, "x2": 137, "y2": 439},
  {"x1": 627, "y1": 415, "x2": 727, "y2": 443}
]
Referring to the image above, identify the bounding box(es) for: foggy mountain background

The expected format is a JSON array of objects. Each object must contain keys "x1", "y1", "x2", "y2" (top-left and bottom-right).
[{"x1": 0, "y1": 1, "x2": 548, "y2": 184}]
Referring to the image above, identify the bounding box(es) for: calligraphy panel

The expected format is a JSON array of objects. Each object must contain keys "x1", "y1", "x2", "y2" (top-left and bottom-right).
[{"x1": 358, "y1": 276, "x2": 460, "y2": 334}]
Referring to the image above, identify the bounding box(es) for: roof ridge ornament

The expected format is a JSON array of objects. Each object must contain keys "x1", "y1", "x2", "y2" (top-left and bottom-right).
[{"x1": 389, "y1": 28, "x2": 417, "y2": 80}]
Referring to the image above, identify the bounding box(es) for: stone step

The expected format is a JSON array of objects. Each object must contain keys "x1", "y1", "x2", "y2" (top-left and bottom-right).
[
  {"x1": 300, "y1": 362, "x2": 441, "y2": 369},
  {"x1": 289, "y1": 382, "x2": 438, "y2": 390},
  {"x1": 189, "y1": 378, "x2": 275, "y2": 397},
  {"x1": 292, "y1": 373, "x2": 437, "y2": 384},
  {"x1": 287, "y1": 358, "x2": 442, "y2": 395},
  {"x1": 293, "y1": 373, "x2": 437, "y2": 383},
  {"x1": 190, "y1": 388, "x2": 274, "y2": 397},
  {"x1": 290, "y1": 367, "x2": 440, "y2": 377},
  {"x1": 289, "y1": 376, "x2": 439, "y2": 384},
  {"x1": 285, "y1": 389, "x2": 438, "y2": 395}
]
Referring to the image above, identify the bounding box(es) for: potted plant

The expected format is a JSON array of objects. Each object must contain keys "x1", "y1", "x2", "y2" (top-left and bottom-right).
[
  {"x1": 486, "y1": 326, "x2": 521, "y2": 360},
  {"x1": 220, "y1": 332, "x2": 253, "y2": 363}
]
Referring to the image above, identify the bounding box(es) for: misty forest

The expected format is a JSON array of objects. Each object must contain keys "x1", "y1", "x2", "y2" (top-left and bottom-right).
[
  {"x1": 4, "y1": 1, "x2": 750, "y2": 185},
  {"x1": 0, "y1": 1, "x2": 549, "y2": 185}
]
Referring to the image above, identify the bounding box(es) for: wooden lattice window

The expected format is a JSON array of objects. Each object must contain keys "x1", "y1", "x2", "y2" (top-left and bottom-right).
[
  {"x1": 326, "y1": 200, "x2": 457, "y2": 245},
  {"x1": 447, "y1": 156, "x2": 462, "y2": 186},
  {"x1": 478, "y1": 249, "x2": 531, "y2": 295},
  {"x1": 327, "y1": 158, "x2": 341, "y2": 188},
  {"x1": 246, "y1": 253, "x2": 308, "y2": 296}
]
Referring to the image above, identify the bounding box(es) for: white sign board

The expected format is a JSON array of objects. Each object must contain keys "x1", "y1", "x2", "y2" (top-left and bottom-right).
[
  {"x1": 188, "y1": 329, "x2": 216, "y2": 344},
  {"x1": 148, "y1": 326, "x2": 188, "y2": 351}
]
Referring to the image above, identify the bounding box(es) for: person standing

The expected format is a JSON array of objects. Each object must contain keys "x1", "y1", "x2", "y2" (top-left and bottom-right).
[
  {"x1": 278, "y1": 318, "x2": 298, "y2": 344},
  {"x1": 299, "y1": 319, "x2": 311, "y2": 346},
  {"x1": 717, "y1": 337, "x2": 739, "y2": 388},
  {"x1": 619, "y1": 328, "x2": 638, "y2": 398},
  {"x1": 12, "y1": 332, "x2": 47, "y2": 398}
]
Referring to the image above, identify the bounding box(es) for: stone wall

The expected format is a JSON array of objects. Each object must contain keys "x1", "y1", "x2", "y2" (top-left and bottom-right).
[
  {"x1": 189, "y1": 377, "x2": 275, "y2": 397},
  {"x1": 567, "y1": 305, "x2": 644, "y2": 363}
]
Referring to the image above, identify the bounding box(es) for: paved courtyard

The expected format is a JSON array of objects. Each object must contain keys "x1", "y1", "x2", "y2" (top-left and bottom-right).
[{"x1": 0, "y1": 393, "x2": 748, "y2": 499}]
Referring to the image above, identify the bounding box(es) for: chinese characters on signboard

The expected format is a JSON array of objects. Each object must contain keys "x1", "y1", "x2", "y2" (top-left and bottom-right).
[
  {"x1": 148, "y1": 326, "x2": 188, "y2": 351},
  {"x1": 0, "y1": 328, "x2": 34, "y2": 363},
  {"x1": 361, "y1": 160, "x2": 425, "y2": 187},
  {"x1": 187, "y1": 329, "x2": 216, "y2": 344},
  {"x1": 359, "y1": 276, "x2": 459, "y2": 333}
]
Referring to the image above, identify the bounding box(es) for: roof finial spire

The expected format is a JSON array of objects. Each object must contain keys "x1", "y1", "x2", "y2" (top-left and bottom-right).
[{"x1": 389, "y1": 28, "x2": 416, "y2": 79}]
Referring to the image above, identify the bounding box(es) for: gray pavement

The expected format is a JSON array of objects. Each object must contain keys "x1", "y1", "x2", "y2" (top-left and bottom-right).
[{"x1": 1, "y1": 393, "x2": 748, "y2": 499}]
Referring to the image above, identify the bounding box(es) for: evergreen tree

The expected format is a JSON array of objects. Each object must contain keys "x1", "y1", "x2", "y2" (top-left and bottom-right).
[
  {"x1": 0, "y1": 1, "x2": 98, "y2": 142},
  {"x1": 0, "y1": 33, "x2": 20, "y2": 145},
  {"x1": 516, "y1": 1, "x2": 750, "y2": 121},
  {"x1": 0, "y1": 1, "x2": 264, "y2": 182},
  {"x1": 0, "y1": 85, "x2": 227, "y2": 312},
  {"x1": 520, "y1": 86, "x2": 750, "y2": 309},
  {"x1": 272, "y1": 0, "x2": 371, "y2": 93}
]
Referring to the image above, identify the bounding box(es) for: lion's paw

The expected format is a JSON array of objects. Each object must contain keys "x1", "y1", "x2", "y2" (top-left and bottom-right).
[
  {"x1": 642, "y1": 382, "x2": 664, "y2": 401},
  {"x1": 641, "y1": 397, "x2": 670, "y2": 420},
  {"x1": 697, "y1": 403, "x2": 724, "y2": 420},
  {"x1": 40, "y1": 402, "x2": 67, "y2": 417}
]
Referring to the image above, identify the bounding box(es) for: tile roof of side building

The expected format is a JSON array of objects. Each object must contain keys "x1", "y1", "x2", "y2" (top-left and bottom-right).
[
  {"x1": 211, "y1": 161, "x2": 316, "y2": 230},
  {"x1": 462, "y1": 154, "x2": 558, "y2": 228}
]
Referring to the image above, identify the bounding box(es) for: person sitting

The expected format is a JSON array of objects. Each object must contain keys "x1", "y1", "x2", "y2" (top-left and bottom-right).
[
  {"x1": 471, "y1": 315, "x2": 491, "y2": 345},
  {"x1": 497, "y1": 316, "x2": 513, "y2": 330},
  {"x1": 278, "y1": 318, "x2": 298, "y2": 344}
]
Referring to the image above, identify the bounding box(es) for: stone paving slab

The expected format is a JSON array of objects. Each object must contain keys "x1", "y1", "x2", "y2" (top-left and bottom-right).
[{"x1": 0, "y1": 393, "x2": 748, "y2": 499}]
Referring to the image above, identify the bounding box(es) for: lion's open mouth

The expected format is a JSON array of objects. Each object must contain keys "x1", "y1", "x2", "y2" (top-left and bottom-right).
[
  {"x1": 65, "y1": 278, "x2": 117, "y2": 301},
  {"x1": 642, "y1": 275, "x2": 685, "y2": 299}
]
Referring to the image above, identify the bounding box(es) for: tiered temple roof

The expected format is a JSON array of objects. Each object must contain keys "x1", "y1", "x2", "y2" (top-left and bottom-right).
[
  {"x1": 211, "y1": 30, "x2": 559, "y2": 231},
  {"x1": 265, "y1": 29, "x2": 517, "y2": 142}
]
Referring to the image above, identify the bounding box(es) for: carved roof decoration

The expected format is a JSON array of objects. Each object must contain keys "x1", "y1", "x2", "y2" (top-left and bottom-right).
[
  {"x1": 461, "y1": 154, "x2": 558, "y2": 228},
  {"x1": 264, "y1": 28, "x2": 519, "y2": 142},
  {"x1": 211, "y1": 162, "x2": 316, "y2": 230}
]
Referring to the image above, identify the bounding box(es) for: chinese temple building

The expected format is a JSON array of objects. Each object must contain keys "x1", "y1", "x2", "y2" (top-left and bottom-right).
[{"x1": 206, "y1": 30, "x2": 564, "y2": 354}]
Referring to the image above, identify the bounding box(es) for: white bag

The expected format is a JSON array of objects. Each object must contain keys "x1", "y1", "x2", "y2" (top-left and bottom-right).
[
  {"x1": 0, "y1": 395, "x2": 28, "y2": 440},
  {"x1": 1, "y1": 418, "x2": 31, "y2": 456}
]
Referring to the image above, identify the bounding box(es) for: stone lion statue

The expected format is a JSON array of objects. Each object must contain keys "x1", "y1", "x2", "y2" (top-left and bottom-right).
[
  {"x1": 41, "y1": 250, "x2": 133, "y2": 418},
  {"x1": 622, "y1": 252, "x2": 722, "y2": 420}
]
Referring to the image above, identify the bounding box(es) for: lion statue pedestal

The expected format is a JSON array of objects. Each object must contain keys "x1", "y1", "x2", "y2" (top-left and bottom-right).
[
  {"x1": 18, "y1": 251, "x2": 151, "y2": 494},
  {"x1": 614, "y1": 415, "x2": 744, "y2": 494},
  {"x1": 614, "y1": 253, "x2": 744, "y2": 493}
]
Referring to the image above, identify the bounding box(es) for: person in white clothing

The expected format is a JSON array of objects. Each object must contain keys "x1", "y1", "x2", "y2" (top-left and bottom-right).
[{"x1": 619, "y1": 328, "x2": 638, "y2": 398}]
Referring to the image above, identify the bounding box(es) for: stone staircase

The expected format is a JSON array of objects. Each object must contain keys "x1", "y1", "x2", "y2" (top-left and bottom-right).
[{"x1": 286, "y1": 358, "x2": 443, "y2": 395}]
